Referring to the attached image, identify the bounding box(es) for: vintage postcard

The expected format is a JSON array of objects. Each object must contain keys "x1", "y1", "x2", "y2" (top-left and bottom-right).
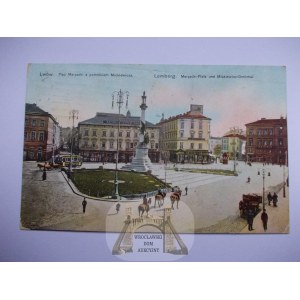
[{"x1": 21, "y1": 64, "x2": 288, "y2": 247}]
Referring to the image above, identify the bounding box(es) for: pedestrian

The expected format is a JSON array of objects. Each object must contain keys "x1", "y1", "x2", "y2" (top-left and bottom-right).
[
  {"x1": 267, "y1": 192, "x2": 272, "y2": 206},
  {"x1": 273, "y1": 192, "x2": 278, "y2": 207},
  {"x1": 185, "y1": 186, "x2": 188, "y2": 195},
  {"x1": 261, "y1": 209, "x2": 268, "y2": 231},
  {"x1": 148, "y1": 198, "x2": 152, "y2": 205},
  {"x1": 116, "y1": 202, "x2": 120, "y2": 214},
  {"x1": 82, "y1": 197, "x2": 87, "y2": 213},
  {"x1": 143, "y1": 194, "x2": 147, "y2": 205},
  {"x1": 42, "y1": 168, "x2": 47, "y2": 181},
  {"x1": 246, "y1": 209, "x2": 255, "y2": 231},
  {"x1": 239, "y1": 200, "x2": 244, "y2": 217},
  {"x1": 247, "y1": 177, "x2": 251, "y2": 183}
]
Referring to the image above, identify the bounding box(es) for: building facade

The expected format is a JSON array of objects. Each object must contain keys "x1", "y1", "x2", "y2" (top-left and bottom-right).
[
  {"x1": 157, "y1": 104, "x2": 211, "y2": 163},
  {"x1": 78, "y1": 111, "x2": 160, "y2": 163},
  {"x1": 24, "y1": 103, "x2": 61, "y2": 161},
  {"x1": 245, "y1": 117, "x2": 288, "y2": 164},
  {"x1": 221, "y1": 128, "x2": 246, "y2": 161}
]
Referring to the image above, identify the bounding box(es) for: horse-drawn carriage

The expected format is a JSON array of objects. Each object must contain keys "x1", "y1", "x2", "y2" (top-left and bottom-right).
[
  {"x1": 37, "y1": 162, "x2": 62, "y2": 171},
  {"x1": 239, "y1": 193, "x2": 262, "y2": 218}
]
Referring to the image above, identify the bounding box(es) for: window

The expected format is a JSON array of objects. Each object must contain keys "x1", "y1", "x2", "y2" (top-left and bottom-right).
[
  {"x1": 257, "y1": 130, "x2": 261, "y2": 136},
  {"x1": 264, "y1": 129, "x2": 268, "y2": 135},
  {"x1": 249, "y1": 129, "x2": 253, "y2": 135},
  {"x1": 180, "y1": 131, "x2": 184, "y2": 138},
  {"x1": 278, "y1": 139, "x2": 283, "y2": 146},
  {"x1": 134, "y1": 132, "x2": 138, "y2": 138},
  {"x1": 180, "y1": 142, "x2": 183, "y2": 149},
  {"x1": 92, "y1": 141, "x2": 96, "y2": 148},
  {"x1": 127, "y1": 132, "x2": 130, "y2": 138},
  {"x1": 258, "y1": 139, "x2": 261, "y2": 146},
  {"x1": 102, "y1": 141, "x2": 106, "y2": 149},
  {"x1": 198, "y1": 131, "x2": 203, "y2": 139},
  {"x1": 32, "y1": 119, "x2": 36, "y2": 127},
  {"x1": 110, "y1": 141, "x2": 114, "y2": 149},
  {"x1": 190, "y1": 132, "x2": 194, "y2": 138},
  {"x1": 191, "y1": 119, "x2": 194, "y2": 129},
  {"x1": 151, "y1": 132, "x2": 155, "y2": 138},
  {"x1": 155, "y1": 143, "x2": 159, "y2": 149},
  {"x1": 84, "y1": 129, "x2": 89, "y2": 137},
  {"x1": 119, "y1": 131, "x2": 123, "y2": 137},
  {"x1": 84, "y1": 141, "x2": 88, "y2": 147},
  {"x1": 25, "y1": 118, "x2": 29, "y2": 126},
  {"x1": 249, "y1": 138, "x2": 253, "y2": 146},
  {"x1": 119, "y1": 141, "x2": 122, "y2": 149},
  {"x1": 110, "y1": 131, "x2": 114, "y2": 137},
  {"x1": 190, "y1": 143, "x2": 194, "y2": 149},
  {"x1": 40, "y1": 120, "x2": 45, "y2": 127},
  {"x1": 130, "y1": 143, "x2": 134, "y2": 149},
  {"x1": 269, "y1": 129, "x2": 273, "y2": 135},
  {"x1": 180, "y1": 121, "x2": 184, "y2": 129},
  {"x1": 151, "y1": 142, "x2": 154, "y2": 149},
  {"x1": 39, "y1": 132, "x2": 44, "y2": 141},
  {"x1": 199, "y1": 120, "x2": 202, "y2": 129},
  {"x1": 198, "y1": 143, "x2": 202, "y2": 150},
  {"x1": 126, "y1": 142, "x2": 130, "y2": 150},
  {"x1": 92, "y1": 130, "x2": 97, "y2": 137},
  {"x1": 102, "y1": 131, "x2": 106, "y2": 137},
  {"x1": 24, "y1": 131, "x2": 28, "y2": 141},
  {"x1": 31, "y1": 131, "x2": 36, "y2": 141}
]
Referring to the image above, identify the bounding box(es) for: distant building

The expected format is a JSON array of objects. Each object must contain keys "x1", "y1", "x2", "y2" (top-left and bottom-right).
[
  {"x1": 78, "y1": 111, "x2": 160, "y2": 163},
  {"x1": 209, "y1": 137, "x2": 222, "y2": 155},
  {"x1": 24, "y1": 103, "x2": 61, "y2": 161},
  {"x1": 245, "y1": 117, "x2": 288, "y2": 164},
  {"x1": 157, "y1": 104, "x2": 211, "y2": 163},
  {"x1": 221, "y1": 127, "x2": 246, "y2": 160}
]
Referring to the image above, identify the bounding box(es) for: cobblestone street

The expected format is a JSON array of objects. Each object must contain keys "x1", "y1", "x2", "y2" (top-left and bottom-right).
[{"x1": 20, "y1": 160, "x2": 289, "y2": 234}]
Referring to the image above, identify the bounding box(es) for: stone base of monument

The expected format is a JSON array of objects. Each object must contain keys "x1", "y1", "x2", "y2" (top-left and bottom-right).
[{"x1": 122, "y1": 144, "x2": 153, "y2": 173}]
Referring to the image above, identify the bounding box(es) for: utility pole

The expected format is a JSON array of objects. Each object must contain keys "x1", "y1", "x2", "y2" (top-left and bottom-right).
[{"x1": 69, "y1": 110, "x2": 79, "y2": 174}]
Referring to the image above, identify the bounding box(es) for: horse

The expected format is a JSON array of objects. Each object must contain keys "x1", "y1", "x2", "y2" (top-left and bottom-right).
[
  {"x1": 154, "y1": 192, "x2": 166, "y2": 208},
  {"x1": 170, "y1": 190, "x2": 182, "y2": 209},
  {"x1": 138, "y1": 204, "x2": 150, "y2": 217}
]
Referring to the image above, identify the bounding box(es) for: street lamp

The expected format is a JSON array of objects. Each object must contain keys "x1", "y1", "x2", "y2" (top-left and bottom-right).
[
  {"x1": 111, "y1": 89, "x2": 129, "y2": 199},
  {"x1": 69, "y1": 110, "x2": 79, "y2": 176},
  {"x1": 258, "y1": 168, "x2": 270, "y2": 211}
]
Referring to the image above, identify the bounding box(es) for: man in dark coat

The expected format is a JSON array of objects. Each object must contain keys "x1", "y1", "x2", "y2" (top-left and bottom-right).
[
  {"x1": 273, "y1": 192, "x2": 278, "y2": 207},
  {"x1": 82, "y1": 197, "x2": 87, "y2": 213},
  {"x1": 42, "y1": 168, "x2": 47, "y2": 181},
  {"x1": 247, "y1": 209, "x2": 255, "y2": 231},
  {"x1": 267, "y1": 192, "x2": 272, "y2": 206},
  {"x1": 261, "y1": 209, "x2": 268, "y2": 231}
]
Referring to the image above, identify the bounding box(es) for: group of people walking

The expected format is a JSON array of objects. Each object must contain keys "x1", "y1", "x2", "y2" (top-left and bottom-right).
[{"x1": 267, "y1": 192, "x2": 278, "y2": 207}]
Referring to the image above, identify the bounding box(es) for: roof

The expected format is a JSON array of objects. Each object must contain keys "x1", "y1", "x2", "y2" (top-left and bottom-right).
[
  {"x1": 26, "y1": 103, "x2": 48, "y2": 114},
  {"x1": 223, "y1": 133, "x2": 246, "y2": 140},
  {"x1": 157, "y1": 109, "x2": 211, "y2": 125},
  {"x1": 79, "y1": 112, "x2": 158, "y2": 128},
  {"x1": 25, "y1": 103, "x2": 58, "y2": 124},
  {"x1": 245, "y1": 118, "x2": 287, "y2": 126}
]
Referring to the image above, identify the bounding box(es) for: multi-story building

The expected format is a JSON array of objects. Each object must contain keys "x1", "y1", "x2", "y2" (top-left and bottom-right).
[
  {"x1": 245, "y1": 117, "x2": 288, "y2": 164},
  {"x1": 157, "y1": 104, "x2": 211, "y2": 163},
  {"x1": 24, "y1": 103, "x2": 61, "y2": 161},
  {"x1": 78, "y1": 111, "x2": 160, "y2": 163},
  {"x1": 221, "y1": 128, "x2": 246, "y2": 160},
  {"x1": 209, "y1": 136, "x2": 222, "y2": 156}
]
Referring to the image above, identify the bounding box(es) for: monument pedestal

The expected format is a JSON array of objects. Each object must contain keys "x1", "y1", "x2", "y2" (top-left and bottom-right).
[{"x1": 122, "y1": 143, "x2": 152, "y2": 172}]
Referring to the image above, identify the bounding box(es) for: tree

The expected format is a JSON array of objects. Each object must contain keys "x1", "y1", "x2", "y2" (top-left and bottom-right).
[{"x1": 213, "y1": 144, "x2": 222, "y2": 157}]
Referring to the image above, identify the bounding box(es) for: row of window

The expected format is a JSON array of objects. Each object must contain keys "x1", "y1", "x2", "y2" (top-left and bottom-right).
[
  {"x1": 180, "y1": 119, "x2": 203, "y2": 130},
  {"x1": 24, "y1": 131, "x2": 45, "y2": 142},
  {"x1": 248, "y1": 139, "x2": 283, "y2": 147},
  {"x1": 163, "y1": 142, "x2": 204, "y2": 150},
  {"x1": 25, "y1": 118, "x2": 45, "y2": 128},
  {"x1": 82, "y1": 140, "x2": 159, "y2": 150},
  {"x1": 248, "y1": 128, "x2": 284, "y2": 136},
  {"x1": 83, "y1": 129, "x2": 156, "y2": 139}
]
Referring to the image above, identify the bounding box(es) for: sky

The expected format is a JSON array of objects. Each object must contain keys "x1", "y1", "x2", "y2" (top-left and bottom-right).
[{"x1": 25, "y1": 64, "x2": 287, "y2": 137}]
